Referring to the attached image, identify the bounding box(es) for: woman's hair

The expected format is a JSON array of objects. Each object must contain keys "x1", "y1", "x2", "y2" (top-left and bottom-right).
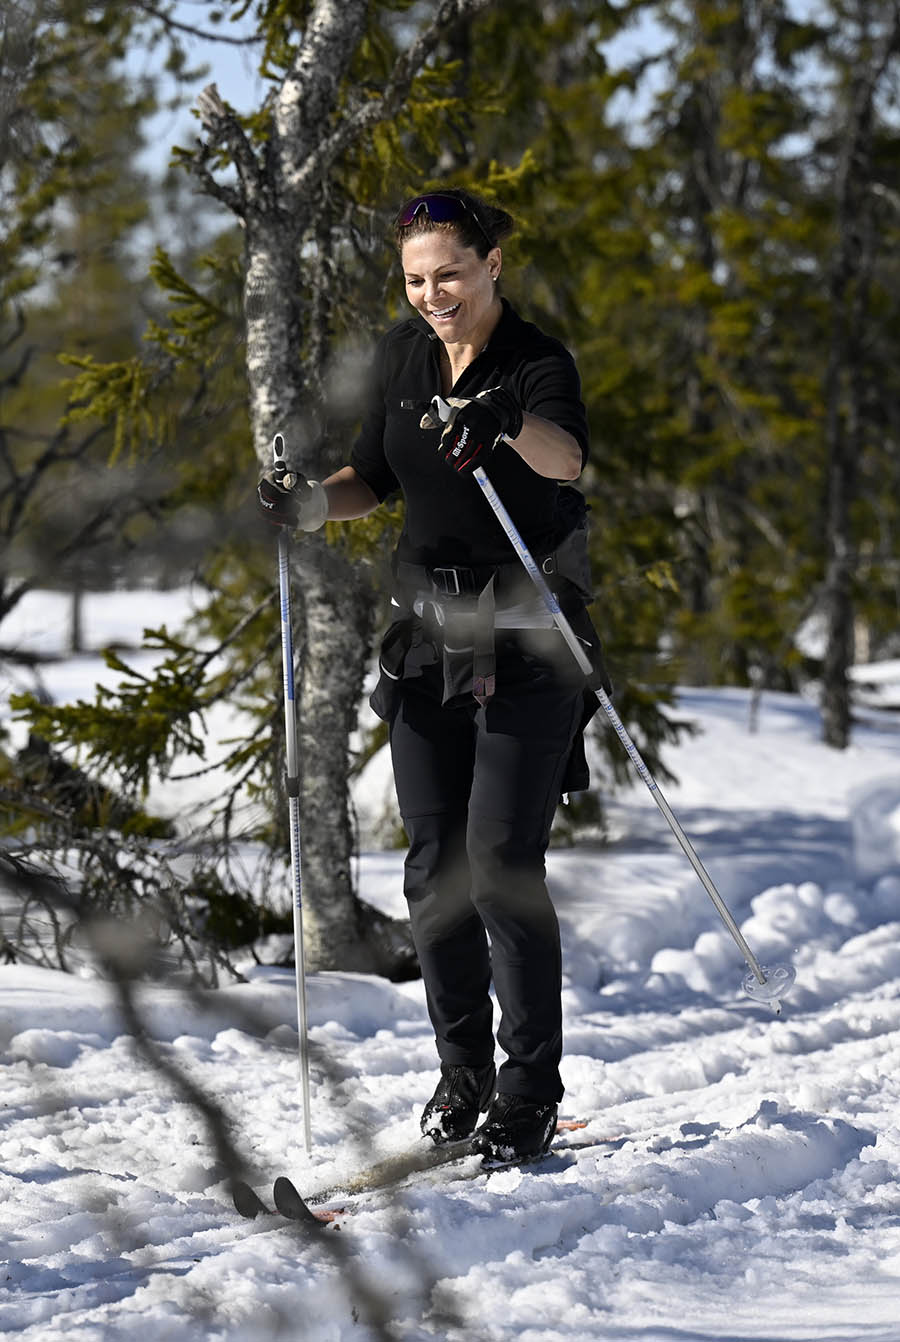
[{"x1": 393, "y1": 187, "x2": 515, "y2": 258}]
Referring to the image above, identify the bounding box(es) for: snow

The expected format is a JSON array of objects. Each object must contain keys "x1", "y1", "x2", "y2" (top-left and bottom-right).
[
  {"x1": 849, "y1": 659, "x2": 900, "y2": 711},
  {"x1": 3, "y1": 590, "x2": 900, "y2": 1340}
]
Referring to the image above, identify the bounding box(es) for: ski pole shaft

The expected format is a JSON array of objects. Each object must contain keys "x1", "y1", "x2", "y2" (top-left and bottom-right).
[
  {"x1": 274, "y1": 435, "x2": 312, "y2": 1153},
  {"x1": 469, "y1": 460, "x2": 769, "y2": 990}
]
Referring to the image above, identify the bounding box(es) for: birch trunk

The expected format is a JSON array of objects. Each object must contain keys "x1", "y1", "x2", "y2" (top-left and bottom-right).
[{"x1": 188, "y1": 0, "x2": 494, "y2": 974}]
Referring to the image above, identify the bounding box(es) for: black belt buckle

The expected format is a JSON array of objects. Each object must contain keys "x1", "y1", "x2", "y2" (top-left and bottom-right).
[{"x1": 431, "y1": 566, "x2": 475, "y2": 597}]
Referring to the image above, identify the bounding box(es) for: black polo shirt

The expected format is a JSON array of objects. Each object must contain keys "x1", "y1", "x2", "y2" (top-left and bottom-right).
[{"x1": 350, "y1": 299, "x2": 589, "y2": 569}]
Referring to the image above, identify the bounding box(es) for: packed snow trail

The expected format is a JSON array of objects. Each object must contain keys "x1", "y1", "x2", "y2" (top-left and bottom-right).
[{"x1": 4, "y1": 589, "x2": 900, "y2": 1339}]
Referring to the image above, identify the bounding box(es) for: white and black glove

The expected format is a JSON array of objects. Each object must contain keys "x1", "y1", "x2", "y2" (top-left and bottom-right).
[
  {"x1": 257, "y1": 464, "x2": 328, "y2": 531},
  {"x1": 420, "y1": 386, "x2": 523, "y2": 475}
]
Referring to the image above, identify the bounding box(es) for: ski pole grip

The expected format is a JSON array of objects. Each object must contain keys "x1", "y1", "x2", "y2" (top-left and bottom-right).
[
  {"x1": 272, "y1": 433, "x2": 297, "y2": 490},
  {"x1": 431, "y1": 396, "x2": 452, "y2": 424}
]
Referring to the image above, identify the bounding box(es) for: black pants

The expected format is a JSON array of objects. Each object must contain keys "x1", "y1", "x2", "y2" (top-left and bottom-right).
[{"x1": 389, "y1": 636, "x2": 583, "y2": 1103}]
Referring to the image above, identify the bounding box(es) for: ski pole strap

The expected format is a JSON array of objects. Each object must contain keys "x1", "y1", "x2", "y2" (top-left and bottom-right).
[
  {"x1": 392, "y1": 561, "x2": 501, "y2": 707},
  {"x1": 473, "y1": 573, "x2": 496, "y2": 706}
]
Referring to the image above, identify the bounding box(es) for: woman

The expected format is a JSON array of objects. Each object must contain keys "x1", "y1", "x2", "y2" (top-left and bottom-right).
[{"x1": 258, "y1": 188, "x2": 603, "y2": 1162}]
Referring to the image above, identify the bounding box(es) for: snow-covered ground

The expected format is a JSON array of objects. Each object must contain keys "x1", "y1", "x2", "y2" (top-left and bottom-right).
[{"x1": 3, "y1": 590, "x2": 900, "y2": 1341}]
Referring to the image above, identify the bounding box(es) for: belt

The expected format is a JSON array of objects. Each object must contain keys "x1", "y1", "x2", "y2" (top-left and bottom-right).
[
  {"x1": 395, "y1": 557, "x2": 558, "y2": 602},
  {"x1": 396, "y1": 560, "x2": 495, "y2": 599}
]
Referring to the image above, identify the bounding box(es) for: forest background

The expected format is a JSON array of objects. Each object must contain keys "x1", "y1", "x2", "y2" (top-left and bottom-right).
[{"x1": 2, "y1": 0, "x2": 900, "y2": 985}]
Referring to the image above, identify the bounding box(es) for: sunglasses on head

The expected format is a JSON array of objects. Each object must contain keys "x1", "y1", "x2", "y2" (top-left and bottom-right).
[{"x1": 396, "y1": 193, "x2": 493, "y2": 248}]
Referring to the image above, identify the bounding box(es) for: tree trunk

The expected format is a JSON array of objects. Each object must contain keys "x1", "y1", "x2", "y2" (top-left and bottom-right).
[
  {"x1": 240, "y1": 218, "x2": 415, "y2": 976},
  {"x1": 293, "y1": 538, "x2": 413, "y2": 974},
  {"x1": 69, "y1": 576, "x2": 84, "y2": 654},
  {"x1": 820, "y1": 15, "x2": 895, "y2": 746}
]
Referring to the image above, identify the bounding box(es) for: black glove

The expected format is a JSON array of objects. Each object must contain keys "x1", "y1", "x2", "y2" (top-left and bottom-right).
[
  {"x1": 257, "y1": 469, "x2": 328, "y2": 530},
  {"x1": 420, "y1": 386, "x2": 524, "y2": 475}
]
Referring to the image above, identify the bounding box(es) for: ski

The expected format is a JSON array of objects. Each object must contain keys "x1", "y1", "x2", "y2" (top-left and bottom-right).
[
  {"x1": 232, "y1": 1175, "x2": 328, "y2": 1225},
  {"x1": 273, "y1": 1174, "x2": 325, "y2": 1225},
  {"x1": 280, "y1": 1131, "x2": 620, "y2": 1225},
  {"x1": 307, "y1": 1125, "x2": 620, "y2": 1216},
  {"x1": 293, "y1": 1120, "x2": 575, "y2": 1206},
  {"x1": 231, "y1": 1179, "x2": 274, "y2": 1219},
  {"x1": 232, "y1": 1121, "x2": 623, "y2": 1224}
]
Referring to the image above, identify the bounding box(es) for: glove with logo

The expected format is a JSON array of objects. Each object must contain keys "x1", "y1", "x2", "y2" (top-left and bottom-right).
[
  {"x1": 257, "y1": 466, "x2": 329, "y2": 531},
  {"x1": 420, "y1": 386, "x2": 524, "y2": 475}
]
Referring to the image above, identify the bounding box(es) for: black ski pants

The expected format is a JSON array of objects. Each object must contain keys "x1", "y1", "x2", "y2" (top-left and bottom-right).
[{"x1": 389, "y1": 639, "x2": 583, "y2": 1103}]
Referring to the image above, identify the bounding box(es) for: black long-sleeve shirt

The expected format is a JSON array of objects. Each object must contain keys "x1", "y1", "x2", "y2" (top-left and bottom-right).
[{"x1": 349, "y1": 299, "x2": 589, "y2": 570}]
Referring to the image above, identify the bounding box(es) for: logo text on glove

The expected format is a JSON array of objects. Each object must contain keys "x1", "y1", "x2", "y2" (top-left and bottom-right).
[{"x1": 452, "y1": 426, "x2": 470, "y2": 459}]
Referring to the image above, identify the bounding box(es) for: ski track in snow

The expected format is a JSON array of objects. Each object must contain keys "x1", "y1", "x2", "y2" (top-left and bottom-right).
[{"x1": 3, "y1": 592, "x2": 900, "y2": 1339}]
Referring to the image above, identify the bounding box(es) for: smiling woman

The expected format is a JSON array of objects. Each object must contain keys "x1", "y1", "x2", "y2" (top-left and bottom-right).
[
  {"x1": 400, "y1": 230, "x2": 504, "y2": 405},
  {"x1": 254, "y1": 183, "x2": 607, "y2": 1164},
  {"x1": 397, "y1": 192, "x2": 503, "y2": 364}
]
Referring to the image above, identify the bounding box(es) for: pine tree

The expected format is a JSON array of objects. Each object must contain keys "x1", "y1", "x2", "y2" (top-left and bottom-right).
[
  {"x1": 0, "y1": 2, "x2": 169, "y2": 625},
  {"x1": 586, "y1": 0, "x2": 900, "y2": 749},
  {"x1": 813, "y1": 1, "x2": 900, "y2": 745}
]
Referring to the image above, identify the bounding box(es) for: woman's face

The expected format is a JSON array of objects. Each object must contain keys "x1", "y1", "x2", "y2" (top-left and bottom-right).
[{"x1": 400, "y1": 231, "x2": 501, "y2": 345}]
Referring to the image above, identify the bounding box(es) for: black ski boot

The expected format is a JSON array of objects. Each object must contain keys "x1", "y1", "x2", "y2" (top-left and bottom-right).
[
  {"x1": 420, "y1": 1062, "x2": 496, "y2": 1144},
  {"x1": 471, "y1": 1093, "x2": 558, "y2": 1162}
]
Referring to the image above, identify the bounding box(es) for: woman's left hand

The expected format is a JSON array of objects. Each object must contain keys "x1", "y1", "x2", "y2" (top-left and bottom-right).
[{"x1": 421, "y1": 386, "x2": 523, "y2": 474}]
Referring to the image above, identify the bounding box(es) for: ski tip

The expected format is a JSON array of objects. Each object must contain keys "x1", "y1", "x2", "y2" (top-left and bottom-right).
[
  {"x1": 273, "y1": 1175, "x2": 320, "y2": 1227},
  {"x1": 232, "y1": 1180, "x2": 272, "y2": 1219}
]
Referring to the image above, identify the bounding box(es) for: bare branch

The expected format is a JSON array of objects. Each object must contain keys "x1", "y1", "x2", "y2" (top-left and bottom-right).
[
  {"x1": 0, "y1": 305, "x2": 27, "y2": 358},
  {"x1": 189, "y1": 83, "x2": 265, "y2": 215},
  {"x1": 195, "y1": 592, "x2": 271, "y2": 675},
  {"x1": 295, "y1": 0, "x2": 496, "y2": 192},
  {"x1": 179, "y1": 147, "x2": 246, "y2": 215},
  {"x1": 871, "y1": 181, "x2": 900, "y2": 213},
  {"x1": 130, "y1": 0, "x2": 265, "y2": 47}
]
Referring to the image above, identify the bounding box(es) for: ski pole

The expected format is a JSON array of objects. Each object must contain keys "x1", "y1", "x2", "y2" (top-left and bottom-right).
[
  {"x1": 273, "y1": 433, "x2": 313, "y2": 1151},
  {"x1": 429, "y1": 398, "x2": 795, "y2": 1014}
]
